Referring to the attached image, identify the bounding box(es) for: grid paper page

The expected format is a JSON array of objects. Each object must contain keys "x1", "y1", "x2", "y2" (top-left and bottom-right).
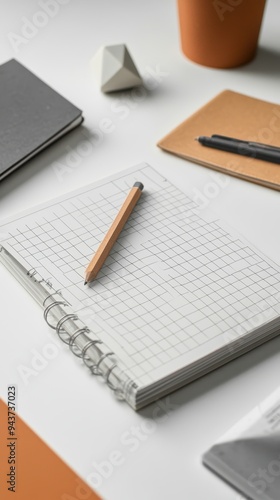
[{"x1": 1, "y1": 163, "x2": 280, "y2": 388}]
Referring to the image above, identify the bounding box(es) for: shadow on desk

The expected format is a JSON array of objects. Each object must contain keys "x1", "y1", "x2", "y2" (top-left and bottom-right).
[
  {"x1": 241, "y1": 46, "x2": 280, "y2": 77},
  {"x1": 103, "y1": 81, "x2": 170, "y2": 107},
  {"x1": 139, "y1": 333, "x2": 280, "y2": 419}
]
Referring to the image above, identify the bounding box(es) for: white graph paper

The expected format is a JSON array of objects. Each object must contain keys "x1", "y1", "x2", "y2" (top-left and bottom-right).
[{"x1": 1, "y1": 163, "x2": 280, "y2": 388}]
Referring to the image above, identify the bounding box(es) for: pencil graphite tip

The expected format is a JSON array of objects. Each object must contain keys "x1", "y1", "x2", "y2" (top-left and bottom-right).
[
  {"x1": 195, "y1": 137, "x2": 199, "y2": 141},
  {"x1": 84, "y1": 281, "x2": 87, "y2": 286}
]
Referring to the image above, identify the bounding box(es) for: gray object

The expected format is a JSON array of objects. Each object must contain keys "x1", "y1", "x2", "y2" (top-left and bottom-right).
[
  {"x1": 91, "y1": 44, "x2": 142, "y2": 93},
  {"x1": 203, "y1": 389, "x2": 280, "y2": 500},
  {"x1": 0, "y1": 59, "x2": 83, "y2": 181}
]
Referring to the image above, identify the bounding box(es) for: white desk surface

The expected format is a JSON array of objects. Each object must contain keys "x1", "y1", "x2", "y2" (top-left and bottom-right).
[{"x1": 1, "y1": 1, "x2": 280, "y2": 499}]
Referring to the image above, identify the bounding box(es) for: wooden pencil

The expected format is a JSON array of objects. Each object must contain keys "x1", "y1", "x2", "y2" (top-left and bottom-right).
[{"x1": 84, "y1": 181, "x2": 144, "y2": 284}]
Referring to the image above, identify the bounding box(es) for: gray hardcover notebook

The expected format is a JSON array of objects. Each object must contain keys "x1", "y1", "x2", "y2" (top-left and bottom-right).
[
  {"x1": 0, "y1": 59, "x2": 83, "y2": 181},
  {"x1": 203, "y1": 388, "x2": 280, "y2": 500}
]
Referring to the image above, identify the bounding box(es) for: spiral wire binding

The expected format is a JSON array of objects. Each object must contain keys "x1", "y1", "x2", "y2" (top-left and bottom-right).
[
  {"x1": 43, "y1": 291, "x2": 63, "y2": 306},
  {"x1": 56, "y1": 314, "x2": 79, "y2": 344},
  {"x1": 37, "y1": 270, "x2": 123, "y2": 398},
  {"x1": 69, "y1": 328, "x2": 91, "y2": 357}
]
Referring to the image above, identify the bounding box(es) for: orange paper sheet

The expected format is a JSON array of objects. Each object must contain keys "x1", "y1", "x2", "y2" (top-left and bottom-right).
[{"x1": 0, "y1": 399, "x2": 101, "y2": 500}]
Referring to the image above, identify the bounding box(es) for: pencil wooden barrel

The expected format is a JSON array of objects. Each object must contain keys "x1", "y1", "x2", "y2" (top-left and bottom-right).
[
  {"x1": 85, "y1": 182, "x2": 143, "y2": 283},
  {"x1": 177, "y1": 0, "x2": 267, "y2": 69}
]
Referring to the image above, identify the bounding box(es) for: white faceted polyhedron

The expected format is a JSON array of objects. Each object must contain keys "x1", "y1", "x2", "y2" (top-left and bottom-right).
[{"x1": 91, "y1": 44, "x2": 142, "y2": 93}]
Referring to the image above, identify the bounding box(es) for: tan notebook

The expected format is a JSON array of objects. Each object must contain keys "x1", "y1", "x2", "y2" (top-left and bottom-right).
[{"x1": 157, "y1": 90, "x2": 280, "y2": 190}]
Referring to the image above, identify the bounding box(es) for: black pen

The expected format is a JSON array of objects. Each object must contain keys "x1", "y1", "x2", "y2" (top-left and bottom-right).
[{"x1": 196, "y1": 135, "x2": 280, "y2": 165}]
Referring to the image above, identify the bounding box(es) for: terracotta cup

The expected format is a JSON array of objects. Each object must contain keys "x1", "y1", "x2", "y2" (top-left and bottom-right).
[{"x1": 177, "y1": 0, "x2": 267, "y2": 68}]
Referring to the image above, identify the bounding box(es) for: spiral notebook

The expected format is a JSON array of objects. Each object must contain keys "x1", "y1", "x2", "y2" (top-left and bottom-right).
[{"x1": 1, "y1": 163, "x2": 280, "y2": 410}]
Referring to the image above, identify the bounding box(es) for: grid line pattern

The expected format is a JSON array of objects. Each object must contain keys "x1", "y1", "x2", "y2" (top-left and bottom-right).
[{"x1": 3, "y1": 165, "x2": 280, "y2": 386}]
